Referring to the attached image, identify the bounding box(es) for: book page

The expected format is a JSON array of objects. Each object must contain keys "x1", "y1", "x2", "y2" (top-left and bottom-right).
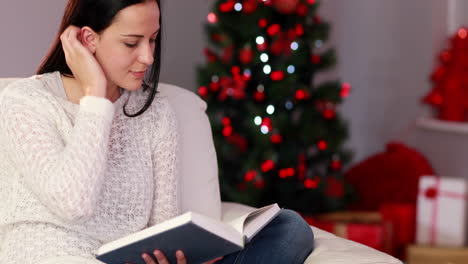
[{"x1": 226, "y1": 204, "x2": 281, "y2": 242}]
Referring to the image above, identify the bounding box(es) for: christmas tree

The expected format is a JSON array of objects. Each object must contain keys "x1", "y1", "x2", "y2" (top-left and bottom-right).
[{"x1": 196, "y1": 0, "x2": 353, "y2": 214}]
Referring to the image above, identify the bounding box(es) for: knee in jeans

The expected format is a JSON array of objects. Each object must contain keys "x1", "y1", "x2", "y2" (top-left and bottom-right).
[{"x1": 280, "y1": 209, "x2": 315, "y2": 244}]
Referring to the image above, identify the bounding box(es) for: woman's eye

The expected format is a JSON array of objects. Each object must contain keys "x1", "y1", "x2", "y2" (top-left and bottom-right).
[
  {"x1": 149, "y1": 38, "x2": 156, "y2": 43},
  {"x1": 124, "y1": 43, "x2": 137, "y2": 48}
]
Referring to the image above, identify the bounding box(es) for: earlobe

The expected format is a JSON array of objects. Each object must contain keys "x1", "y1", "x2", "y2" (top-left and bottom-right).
[{"x1": 80, "y1": 26, "x2": 98, "y2": 54}]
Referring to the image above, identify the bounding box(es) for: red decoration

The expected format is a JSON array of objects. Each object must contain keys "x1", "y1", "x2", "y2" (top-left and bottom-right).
[
  {"x1": 222, "y1": 126, "x2": 233, "y2": 137},
  {"x1": 239, "y1": 46, "x2": 254, "y2": 64},
  {"x1": 261, "y1": 160, "x2": 275, "y2": 172},
  {"x1": 323, "y1": 109, "x2": 336, "y2": 119},
  {"x1": 218, "y1": 75, "x2": 247, "y2": 101},
  {"x1": 271, "y1": 71, "x2": 285, "y2": 81},
  {"x1": 295, "y1": 89, "x2": 307, "y2": 100},
  {"x1": 204, "y1": 48, "x2": 218, "y2": 63},
  {"x1": 244, "y1": 170, "x2": 257, "y2": 182},
  {"x1": 267, "y1": 24, "x2": 281, "y2": 36},
  {"x1": 279, "y1": 168, "x2": 295, "y2": 178},
  {"x1": 307, "y1": 0, "x2": 316, "y2": 4},
  {"x1": 220, "y1": 0, "x2": 236, "y2": 12},
  {"x1": 341, "y1": 82, "x2": 351, "y2": 98},
  {"x1": 272, "y1": 0, "x2": 300, "y2": 14},
  {"x1": 270, "y1": 133, "x2": 282, "y2": 144},
  {"x1": 222, "y1": 117, "x2": 231, "y2": 126},
  {"x1": 422, "y1": 27, "x2": 468, "y2": 121},
  {"x1": 317, "y1": 140, "x2": 327, "y2": 150},
  {"x1": 424, "y1": 187, "x2": 438, "y2": 199},
  {"x1": 222, "y1": 44, "x2": 234, "y2": 64},
  {"x1": 254, "y1": 91, "x2": 265, "y2": 101},
  {"x1": 270, "y1": 31, "x2": 296, "y2": 56},
  {"x1": 296, "y1": 3, "x2": 308, "y2": 16},
  {"x1": 198, "y1": 86, "x2": 208, "y2": 97},
  {"x1": 207, "y1": 12, "x2": 218, "y2": 24},
  {"x1": 295, "y1": 24, "x2": 304, "y2": 36},
  {"x1": 345, "y1": 142, "x2": 434, "y2": 211},
  {"x1": 330, "y1": 160, "x2": 342, "y2": 171},
  {"x1": 261, "y1": 117, "x2": 272, "y2": 130},
  {"x1": 259, "y1": 18, "x2": 268, "y2": 28},
  {"x1": 242, "y1": 0, "x2": 258, "y2": 14},
  {"x1": 313, "y1": 15, "x2": 321, "y2": 24},
  {"x1": 311, "y1": 54, "x2": 321, "y2": 64},
  {"x1": 254, "y1": 179, "x2": 265, "y2": 189},
  {"x1": 326, "y1": 177, "x2": 344, "y2": 197},
  {"x1": 226, "y1": 133, "x2": 248, "y2": 152},
  {"x1": 304, "y1": 178, "x2": 319, "y2": 189},
  {"x1": 209, "y1": 81, "x2": 220, "y2": 92}
]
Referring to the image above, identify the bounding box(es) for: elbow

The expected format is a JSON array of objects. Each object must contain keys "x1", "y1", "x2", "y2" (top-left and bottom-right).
[{"x1": 49, "y1": 189, "x2": 98, "y2": 224}]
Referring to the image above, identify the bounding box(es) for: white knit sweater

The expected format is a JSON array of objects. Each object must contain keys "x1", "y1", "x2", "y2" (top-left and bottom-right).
[{"x1": 0, "y1": 71, "x2": 180, "y2": 264}]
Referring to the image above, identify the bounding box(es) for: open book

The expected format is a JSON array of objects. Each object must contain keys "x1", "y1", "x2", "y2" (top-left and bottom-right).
[{"x1": 96, "y1": 203, "x2": 281, "y2": 264}]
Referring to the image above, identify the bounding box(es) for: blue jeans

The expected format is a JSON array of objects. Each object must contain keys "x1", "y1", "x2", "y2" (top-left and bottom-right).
[{"x1": 216, "y1": 209, "x2": 314, "y2": 264}]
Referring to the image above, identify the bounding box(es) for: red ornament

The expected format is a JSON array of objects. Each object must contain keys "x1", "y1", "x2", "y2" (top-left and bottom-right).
[
  {"x1": 330, "y1": 160, "x2": 342, "y2": 171},
  {"x1": 261, "y1": 117, "x2": 272, "y2": 130},
  {"x1": 222, "y1": 117, "x2": 231, "y2": 126},
  {"x1": 244, "y1": 170, "x2": 257, "y2": 182},
  {"x1": 261, "y1": 160, "x2": 275, "y2": 172},
  {"x1": 254, "y1": 179, "x2": 265, "y2": 189},
  {"x1": 296, "y1": 3, "x2": 308, "y2": 16},
  {"x1": 209, "y1": 81, "x2": 220, "y2": 92},
  {"x1": 254, "y1": 91, "x2": 265, "y2": 101},
  {"x1": 207, "y1": 12, "x2": 218, "y2": 24},
  {"x1": 239, "y1": 46, "x2": 254, "y2": 64},
  {"x1": 270, "y1": 133, "x2": 282, "y2": 144},
  {"x1": 317, "y1": 140, "x2": 327, "y2": 151},
  {"x1": 204, "y1": 48, "x2": 218, "y2": 63},
  {"x1": 323, "y1": 109, "x2": 336, "y2": 119},
  {"x1": 307, "y1": 0, "x2": 316, "y2": 4},
  {"x1": 311, "y1": 54, "x2": 321, "y2": 64},
  {"x1": 218, "y1": 75, "x2": 247, "y2": 101},
  {"x1": 222, "y1": 45, "x2": 234, "y2": 64},
  {"x1": 271, "y1": 71, "x2": 285, "y2": 81},
  {"x1": 341, "y1": 83, "x2": 351, "y2": 98},
  {"x1": 259, "y1": 18, "x2": 268, "y2": 28},
  {"x1": 279, "y1": 168, "x2": 295, "y2": 178},
  {"x1": 231, "y1": 66, "x2": 241, "y2": 76},
  {"x1": 222, "y1": 126, "x2": 233, "y2": 137},
  {"x1": 220, "y1": 0, "x2": 236, "y2": 12},
  {"x1": 226, "y1": 133, "x2": 248, "y2": 152},
  {"x1": 304, "y1": 178, "x2": 319, "y2": 189},
  {"x1": 269, "y1": 32, "x2": 295, "y2": 56},
  {"x1": 439, "y1": 50, "x2": 452, "y2": 64},
  {"x1": 295, "y1": 24, "x2": 304, "y2": 36},
  {"x1": 422, "y1": 91, "x2": 443, "y2": 106},
  {"x1": 242, "y1": 0, "x2": 258, "y2": 14},
  {"x1": 198, "y1": 86, "x2": 208, "y2": 97},
  {"x1": 267, "y1": 24, "x2": 281, "y2": 36},
  {"x1": 313, "y1": 15, "x2": 321, "y2": 24},
  {"x1": 295, "y1": 89, "x2": 307, "y2": 100},
  {"x1": 272, "y1": 0, "x2": 300, "y2": 14}
]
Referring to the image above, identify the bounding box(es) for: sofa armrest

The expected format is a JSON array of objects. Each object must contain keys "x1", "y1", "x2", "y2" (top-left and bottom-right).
[{"x1": 221, "y1": 202, "x2": 402, "y2": 264}]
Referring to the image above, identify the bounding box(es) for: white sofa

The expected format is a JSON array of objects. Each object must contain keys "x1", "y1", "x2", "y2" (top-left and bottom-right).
[{"x1": 0, "y1": 77, "x2": 402, "y2": 264}]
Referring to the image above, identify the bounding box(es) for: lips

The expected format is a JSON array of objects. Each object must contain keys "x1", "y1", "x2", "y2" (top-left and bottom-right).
[{"x1": 131, "y1": 71, "x2": 146, "y2": 78}]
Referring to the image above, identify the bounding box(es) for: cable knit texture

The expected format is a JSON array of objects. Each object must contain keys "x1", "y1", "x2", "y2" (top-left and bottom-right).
[{"x1": 0, "y1": 71, "x2": 180, "y2": 264}]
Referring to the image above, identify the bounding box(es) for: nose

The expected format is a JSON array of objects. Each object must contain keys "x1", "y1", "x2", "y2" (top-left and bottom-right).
[{"x1": 138, "y1": 43, "x2": 154, "y2": 66}]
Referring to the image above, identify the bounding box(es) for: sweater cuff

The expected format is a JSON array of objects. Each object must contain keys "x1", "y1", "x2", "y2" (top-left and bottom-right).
[{"x1": 79, "y1": 96, "x2": 115, "y2": 116}]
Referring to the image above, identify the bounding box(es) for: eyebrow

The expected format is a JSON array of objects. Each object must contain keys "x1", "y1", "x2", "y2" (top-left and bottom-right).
[{"x1": 121, "y1": 29, "x2": 160, "y2": 38}]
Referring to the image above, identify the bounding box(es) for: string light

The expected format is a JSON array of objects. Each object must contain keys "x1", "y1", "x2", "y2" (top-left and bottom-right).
[
  {"x1": 263, "y1": 65, "x2": 272, "y2": 74},
  {"x1": 266, "y1": 105, "x2": 275, "y2": 114},
  {"x1": 285, "y1": 101, "x2": 294, "y2": 110},
  {"x1": 257, "y1": 84, "x2": 265, "y2": 92},
  {"x1": 256, "y1": 36, "x2": 265, "y2": 45},
  {"x1": 261, "y1": 125, "x2": 270, "y2": 134},
  {"x1": 291, "y1": 41, "x2": 299, "y2": 51},
  {"x1": 314, "y1": 40, "x2": 323, "y2": 48},
  {"x1": 207, "y1": 12, "x2": 218, "y2": 24},
  {"x1": 211, "y1": 75, "x2": 219, "y2": 82},
  {"x1": 254, "y1": 116, "x2": 262, "y2": 125},
  {"x1": 234, "y1": 3, "x2": 242, "y2": 11},
  {"x1": 260, "y1": 53, "x2": 269, "y2": 62},
  {"x1": 287, "y1": 65, "x2": 295, "y2": 74}
]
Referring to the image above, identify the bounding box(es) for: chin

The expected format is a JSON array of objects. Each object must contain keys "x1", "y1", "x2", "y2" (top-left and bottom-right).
[{"x1": 119, "y1": 79, "x2": 144, "y2": 91}]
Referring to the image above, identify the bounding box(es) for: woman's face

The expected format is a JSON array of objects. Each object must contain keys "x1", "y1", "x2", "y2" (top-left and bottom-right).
[{"x1": 94, "y1": 0, "x2": 160, "y2": 91}]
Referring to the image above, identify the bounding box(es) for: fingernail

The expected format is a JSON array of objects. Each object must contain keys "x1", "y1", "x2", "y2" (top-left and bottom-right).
[{"x1": 176, "y1": 250, "x2": 184, "y2": 258}]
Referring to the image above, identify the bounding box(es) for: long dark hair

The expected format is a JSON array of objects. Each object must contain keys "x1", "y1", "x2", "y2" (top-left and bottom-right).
[{"x1": 37, "y1": 0, "x2": 162, "y2": 117}]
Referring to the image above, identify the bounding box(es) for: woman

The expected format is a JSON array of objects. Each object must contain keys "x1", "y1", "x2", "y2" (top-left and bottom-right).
[{"x1": 0, "y1": 0, "x2": 314, "y2": 263}]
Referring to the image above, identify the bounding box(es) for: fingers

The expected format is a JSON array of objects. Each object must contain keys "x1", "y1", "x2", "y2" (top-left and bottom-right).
[
  {"x1": 141, "y1": 252, "x2": 157, "y2": 264},
  {"x1": 147, "y1": 250, "x2": 187, "y2": 264}
]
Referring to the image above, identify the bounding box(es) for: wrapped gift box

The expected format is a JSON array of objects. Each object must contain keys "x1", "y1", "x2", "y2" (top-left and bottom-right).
[
  {"x1": 416, "y1": 175, "x2": 468, "y2": 247},
  {"x1": 304, "y1": 211, "x2": 394, "y2": 254},
  {"x1": 407, "y1": 245, "x2": 468, "y2": 264}
]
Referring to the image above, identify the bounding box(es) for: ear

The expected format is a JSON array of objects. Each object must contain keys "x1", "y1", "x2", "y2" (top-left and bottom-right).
[{"x1": 80, "y1": 26, "x2": 99, "y2": 54}]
